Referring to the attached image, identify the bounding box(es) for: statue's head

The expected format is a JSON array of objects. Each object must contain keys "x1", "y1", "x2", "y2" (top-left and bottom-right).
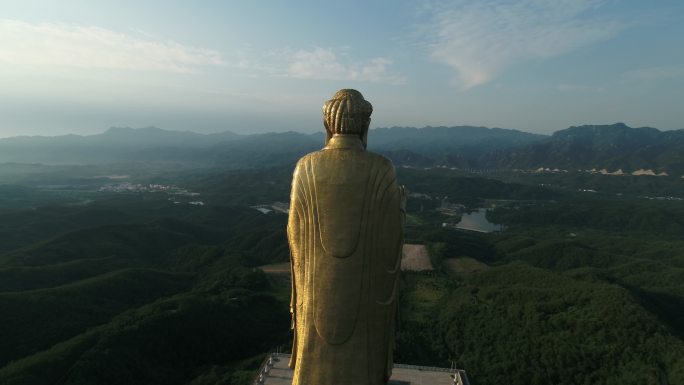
[{"x1": 323, "y1": 89, "x2": 372, "y2": 147}]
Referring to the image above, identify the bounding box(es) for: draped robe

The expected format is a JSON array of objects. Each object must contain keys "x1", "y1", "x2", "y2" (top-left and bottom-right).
[{"x1": 287, "y1": 134, "x2": 404, "y2": 385}]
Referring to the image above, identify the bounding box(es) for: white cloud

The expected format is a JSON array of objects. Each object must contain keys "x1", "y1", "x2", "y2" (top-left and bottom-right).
[
  {"x1": 237, "y1": 46, "x2": 404, "y2": 85},
  {"x1": 624, "y1": 66, "x2": 684, "y2": 80},
  {"x1": 0, "y1": 19, "x2": 223, "y2": 73},
  {"x1": 422, "y1": 0, "x2": 624, "y2": 89}
]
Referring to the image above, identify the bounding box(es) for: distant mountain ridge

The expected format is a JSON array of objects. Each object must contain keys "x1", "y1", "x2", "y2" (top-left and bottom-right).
[
  {"x1": 491, "y1": 123, "x2": 684, "y2": 174},
  {"x1": 1, "y1": 126, "x2": 240, "y2": 148},
  {"x1": 369, "y1": 125, "x2": 546, "y2": 168},
  {"x1": 371, "y1": 125, "x2": 545, "y2": 149},
  {"x1": 0, "y1": 125, "x2": 544, "y2": 166},
  {"x1": 1, "y1": 124, "x2": 683, "y2": 174},
  {"x1": 0, "y1": 127, "x2": 242, "y2": 164}
]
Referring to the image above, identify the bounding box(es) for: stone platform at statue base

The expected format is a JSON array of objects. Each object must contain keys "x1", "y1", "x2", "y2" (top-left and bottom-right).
[{"x1": 254, "y1": 353, "x2": 469, "y2": 385}]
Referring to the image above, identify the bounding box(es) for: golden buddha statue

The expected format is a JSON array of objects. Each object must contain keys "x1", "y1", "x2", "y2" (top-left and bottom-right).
[{"x1": 287, "y1": 89, "x2": 405, "y2": 385}]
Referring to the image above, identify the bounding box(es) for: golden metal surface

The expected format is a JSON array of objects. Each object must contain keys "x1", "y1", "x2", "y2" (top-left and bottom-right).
[{"x1": 288, "y1": 89, "x2": 405, "y2": 385}]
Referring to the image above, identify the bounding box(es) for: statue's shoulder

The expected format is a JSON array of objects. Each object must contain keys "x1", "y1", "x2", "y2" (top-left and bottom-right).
[
  {"x1": 365, "y1": 150, "x2": 395, "y2": 170},
  {"x1": 293, "y1": 150, "x2": 325, "y2": 174},
  {"x1": 295, "y1": 150, "x2": 324, "y2": 166},
  {"x1": 295, "y1": 148, "x2": 394, "y2": 170}
]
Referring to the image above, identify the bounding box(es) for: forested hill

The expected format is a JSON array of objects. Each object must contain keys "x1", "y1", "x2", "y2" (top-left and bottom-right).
[{"x1": 491, "y1": 123, "x2": 684, "y2": 174}]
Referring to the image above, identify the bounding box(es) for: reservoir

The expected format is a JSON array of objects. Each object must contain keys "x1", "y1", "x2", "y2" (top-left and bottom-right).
[{"x1": 455, "y1": 209, "x2": 503, "y2": 233}]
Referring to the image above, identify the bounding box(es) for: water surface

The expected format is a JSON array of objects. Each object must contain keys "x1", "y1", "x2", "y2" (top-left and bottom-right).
[{"x1": 455, "y1": 209, "x2": 502, "y2": 233}]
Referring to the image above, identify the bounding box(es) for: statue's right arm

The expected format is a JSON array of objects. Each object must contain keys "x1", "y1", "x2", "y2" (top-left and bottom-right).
[
  {"x1": 288, "y1": 163, "x2": 303, "y2": 296},
  {"x1": 287, "y1": 161, "x2": 304, "y2": 368},
  {"x1": 288, "y1": 202, "x2": 300, "y2": 320},
  {"x1": 288, "y1": 160, "x2": 304, "y2": 261}
]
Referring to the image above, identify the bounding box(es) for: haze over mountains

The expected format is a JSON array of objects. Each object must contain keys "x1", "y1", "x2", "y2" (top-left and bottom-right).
[{"x1": 1, "y1": 123, "x2": 683, "y2": 175}]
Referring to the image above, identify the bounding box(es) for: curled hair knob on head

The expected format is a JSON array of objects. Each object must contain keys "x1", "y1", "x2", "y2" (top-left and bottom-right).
[{"x1": 323, "y1": 89, "x2": 372, "y2": 142}]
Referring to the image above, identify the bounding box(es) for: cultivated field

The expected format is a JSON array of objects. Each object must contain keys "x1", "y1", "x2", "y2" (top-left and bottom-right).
[{"x1": 401, "y1": 244, "x2": 433, "y2": 272}]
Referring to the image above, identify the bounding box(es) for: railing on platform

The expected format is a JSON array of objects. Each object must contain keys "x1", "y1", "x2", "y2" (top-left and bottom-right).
[
  {"x1": 253, "y1": 350, "x2": 288, "y2": 385},
  {"x1": 253, "y1": 352, "x2": 470, "y2": 385}
]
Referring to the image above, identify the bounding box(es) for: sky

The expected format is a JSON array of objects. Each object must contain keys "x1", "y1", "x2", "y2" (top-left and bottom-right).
[{"x1": 1, "y1": 0, "x2": 683, "y2": 138}]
